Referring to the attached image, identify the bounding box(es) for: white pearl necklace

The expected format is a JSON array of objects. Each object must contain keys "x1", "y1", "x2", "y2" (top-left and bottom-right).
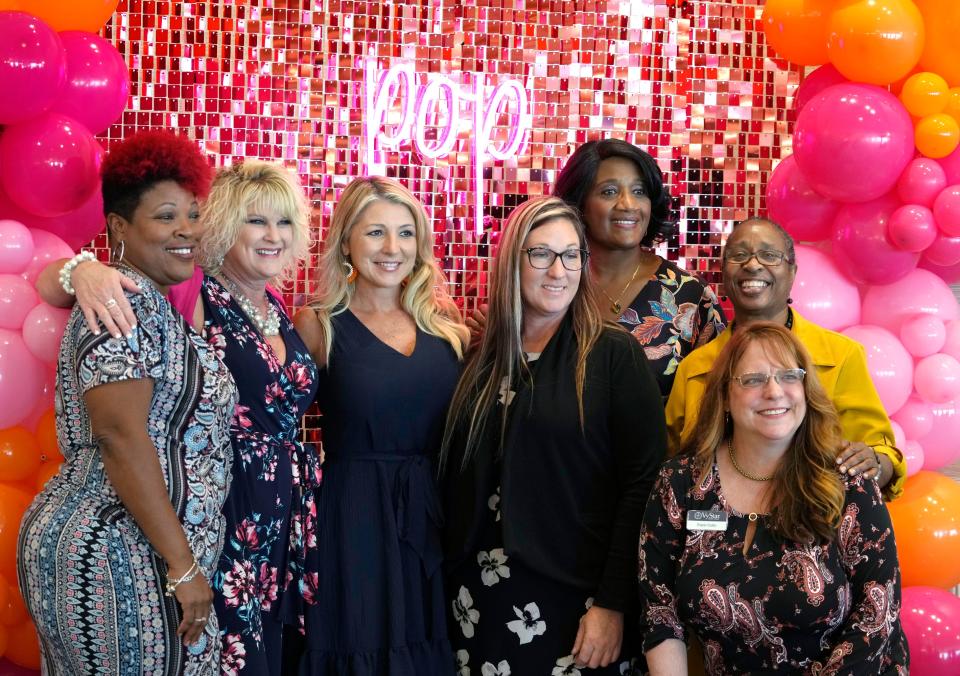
[{"x1": 219, "y1": 276, "x2": 281, "y2": 337}]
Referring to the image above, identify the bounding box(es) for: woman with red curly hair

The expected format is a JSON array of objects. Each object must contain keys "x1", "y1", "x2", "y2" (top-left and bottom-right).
[{"x1": 18, "y1": 130, "x2": 239, "y2": 673}]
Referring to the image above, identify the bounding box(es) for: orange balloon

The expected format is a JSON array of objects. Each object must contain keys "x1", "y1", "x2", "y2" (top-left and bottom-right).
[
  {"x1": 827, "y1": 0, "x2": 925, "y2": 85},
  {"x1": 762, "y1": 0, "x2": 833, "y2": 66},
  {"x1": 34, "y1": 462, "x2": 59, "y2": 493},
  {"x1": 16, "y1": 0, "x2": 118, "y2": 32},
  {"x1": 5, "y1": 620, "x2": 39, "y2": 669},
  {"x1": 33, "y1": 409, "x2": 61, "y2": 465},
  {"x1": 915, "y1": 113, "x2": 960, "y2": 158},
  {"x1": 0, "y1": 428, "x2": 40, "y2": 483},
  {"x1": 0, "y1": 2, "x2": 22, "y2": 9},
  {"x1": 889, "y1": 471, "x2": 960, "y2": 588},
  {"x1": 0, "y1": 585, "x2": 27, "y2": 627},
  {"x1": 0, "y1": 575, "x2": 11, "y2": 619},
  {"x1": 0, "y1": 486, "x2": 32, "y2": 584},
  {"x1": 901, "y1": 72, "x2": 950, "y2": 117},
  {"x1": 944, "y1": 87, "x2": 960, "y2": 119},
  {"x1": 916, "y1": 0, "x2": 960, "y2": 87}
]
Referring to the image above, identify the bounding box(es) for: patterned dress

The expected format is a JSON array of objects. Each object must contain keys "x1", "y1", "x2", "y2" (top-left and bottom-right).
[
  {"x1": 18, "y1": 266, "x2": 238, "y2": 675},
  {"x1": 638, "y1": 455, "x2": 909, "y2": 674},
  {"x1": 201, "y1": 277, "x2": 319, "y2": 676},
  {"x1": 615, "y1": 258, "x2": 725, "y2": 397}
]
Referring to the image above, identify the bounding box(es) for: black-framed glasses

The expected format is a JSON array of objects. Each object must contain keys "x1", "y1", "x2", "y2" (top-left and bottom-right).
[
  {"x1": 524, "y1": 247, "x2": 589, "y2": 271},
  {"x1": 724, "y1": 249, "x2": 793, "y2": 266},
  {"x1": 734, "y1": 368, "x2": 806, "y2": 389}
]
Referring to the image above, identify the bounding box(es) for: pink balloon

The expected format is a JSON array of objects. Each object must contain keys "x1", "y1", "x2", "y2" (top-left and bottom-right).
[
  {"x1": 919, "y1": 255, "x2": 960, "y2": 283},
  {"x1": 790, "y1": 245, "x2": 861, "y2": 330},
  {"x1": 793, "y1": 84, "x2": 915, "y2": 203},
  {"x1": 795, "y1": 64, "x2": 847, "y2": 112},
  {"x1": 0, "y1": 12, "x2": 65, "y2": 124},
  {"x1": 914, "y1": 353, "x2": 960, "y2": 404},
  {"x1": 0, "y1": 113, "x2": 103, "y2": 218},
  {"x1": 21, "y1": 303, "x2": 71, "y2": 363},
  {"x1": 941, "y1": 320, "x2": 960, "y2": 362},
  {"x1": 842, "y1": 324, "x2": 914, "y2": 414},
  {"x1": 0, "y1": 328, "x2": 43, "y2": 429},
  {"x1": 897, "y1": 158, "x2": 948, "y2": 207},
  {"x1": 0, "y1": 184, "x2": 103, "y2": 252},
  {"x1": 933, "y1": 185, "x2": 960, "y2": 236},
  {"x1": 923, "y1": 232, "x2": 960, "y2": 266},
  {"x1": 0, "y1": 274, "x2": 38, "y2": 330},
  {"x1": 938, "y1": 142, "x2": 960, "y2": 185},
  {"x1": 893, "y1": 395, "x2": 936, "y2": 440},
  {"x1": 51, "y1": 31, "x2": 129, "y2": 136},
  {"x1": 900, "y1": 314, "x2": 947, "y2": 357},
  {"x1": 861, "y1": 269, "x2": 960, "y2": 332},
  {"x1": 889, "y1": 419, "x2": 906, "y2": 447},
  {"x1": 831, "y1": 194, "x2": 919, "y2": 285},
  {"x1": 888, "y1": 204, "x2": 938, "y2": 252},
  {"x1": 903, "y1": 440, "x2": 925, "y2": 476},
  {"x1": 918, "y1": 400, "x2": 960, "y2": 470},
  {"x1": 0, "y1": 220, "x2": 34, "y2": 274},
  {"x1": 901, "y1": 586, "x2": 960, "y2": 673},
  {"x1": 765, "y1": 156, "x2": 839, "y2": 242},
  {"x1": 20, "y1": 229, "x2": 74, "y2": 285}
]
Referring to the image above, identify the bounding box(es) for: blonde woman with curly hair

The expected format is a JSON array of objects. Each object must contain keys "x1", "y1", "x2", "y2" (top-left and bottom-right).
[
  {"x1": 294, "y1": 176, "x2": 468, "y2": 674},
  {"x1": 639, "y1": 322, "x2": 908, "y2": 675}
]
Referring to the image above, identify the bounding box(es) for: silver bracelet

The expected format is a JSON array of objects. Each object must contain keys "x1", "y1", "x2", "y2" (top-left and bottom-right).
[
  {"x1": 164, "y1": 560, "x2": 201, "y2": 597},
  {"x1": 58, "y1": 251, "x2": 97, "y2": 296}
]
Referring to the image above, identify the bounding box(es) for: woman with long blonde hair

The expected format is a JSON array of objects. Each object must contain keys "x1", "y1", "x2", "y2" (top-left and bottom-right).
[{"x1": 294, "y1": 176, "x2": 468, "y2": 674}]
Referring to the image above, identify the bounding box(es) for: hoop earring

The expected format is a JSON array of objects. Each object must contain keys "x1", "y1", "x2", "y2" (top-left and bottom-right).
[
  {"x1": 344, "y1": 261, "x2": 357, "y2": 284},
  {"x1": 111, "y1": 240, "x2": 125, "y2": 265}
]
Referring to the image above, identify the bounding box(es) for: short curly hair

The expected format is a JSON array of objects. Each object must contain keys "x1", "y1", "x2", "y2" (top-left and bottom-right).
[
  {"x1": 552, "y1": 138, "x2": 675, "y2": 246},
  {"x1": 101, "y1": 130, "x2": 213, "y2": 221}
]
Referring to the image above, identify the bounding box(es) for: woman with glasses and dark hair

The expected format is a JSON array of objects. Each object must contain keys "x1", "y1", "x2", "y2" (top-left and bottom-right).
[
  {"x1": 666, "y1": 217, "x2": 906, "y2": 498},
  {"x1": 441, "y1": 196, "x2": 666, "y2": 675},
  {"x1": 640, "y1": 322, "x2": 908, "y2": 674}
]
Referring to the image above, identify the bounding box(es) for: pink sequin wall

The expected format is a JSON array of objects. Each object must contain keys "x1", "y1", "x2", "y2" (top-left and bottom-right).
[{"x1": 100, "y1": 0, "x2": 801, "y2": 308}]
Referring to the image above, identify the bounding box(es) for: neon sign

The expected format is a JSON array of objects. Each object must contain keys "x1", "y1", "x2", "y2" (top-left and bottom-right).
[{"x1": 364, "y1": 60, "x2": 531, "y2": 235}]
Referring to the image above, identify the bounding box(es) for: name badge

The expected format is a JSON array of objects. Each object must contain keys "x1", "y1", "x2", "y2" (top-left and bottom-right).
[{"x1": 686, "y1": 509, "x2": 728, "y2": 531}]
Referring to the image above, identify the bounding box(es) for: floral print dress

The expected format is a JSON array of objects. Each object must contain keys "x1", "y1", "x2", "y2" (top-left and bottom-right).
[
  {"x1": 638, "y1": 455, "x2": 909, "y2": 674},
  {"x1": 201, "y1": 277, "x2": 320, "y2": 676}
]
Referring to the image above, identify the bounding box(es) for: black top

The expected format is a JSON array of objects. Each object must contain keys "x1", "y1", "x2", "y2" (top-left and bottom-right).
[{"x1": 442, "y1": 315, "x2": 667, "y2": 612}]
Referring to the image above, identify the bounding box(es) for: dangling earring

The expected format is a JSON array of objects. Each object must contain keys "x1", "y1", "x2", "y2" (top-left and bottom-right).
[
  {"x1": 720, "y1": 295, "x2": 727, "y2": 302},
  {"x1": 344, "y1": 261, "x2": 358, "y2": 284},
  {"x1": 111, "y1": 240, "x2": 125, "y2": 265}
]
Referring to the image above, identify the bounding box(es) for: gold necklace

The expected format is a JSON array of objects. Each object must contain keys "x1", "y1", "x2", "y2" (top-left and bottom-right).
[
  {"x1": 727, "y1": 438, "x2": 775, "y2": 482},
  {"x1": 599, "y1": 259, "x2": 644, "y2": 315}
]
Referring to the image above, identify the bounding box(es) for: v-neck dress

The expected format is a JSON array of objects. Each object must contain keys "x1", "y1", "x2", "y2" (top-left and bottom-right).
[{"x1": 300, "y1": 309, "x2": 459, "y2": 675}]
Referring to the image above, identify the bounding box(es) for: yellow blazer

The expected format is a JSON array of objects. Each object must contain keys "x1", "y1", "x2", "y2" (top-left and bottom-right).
[{"x1": 664, "y1": 310, "x2": 906, "y2": 499}]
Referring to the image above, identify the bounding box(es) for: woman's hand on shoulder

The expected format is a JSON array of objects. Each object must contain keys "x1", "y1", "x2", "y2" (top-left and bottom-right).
[
  {"x1": 73, "y1": 260, "x2": 141, "y2": 339},
  {"x1": 465, "y1": 303, "x2": 488, "y2": 345},
  {"x1": 572, "y1": 605, "x2": 624, "y2": 669}
]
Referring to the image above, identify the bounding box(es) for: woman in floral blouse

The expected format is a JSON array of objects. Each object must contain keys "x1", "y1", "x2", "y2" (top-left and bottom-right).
[{"x1": 638, "y1": 322, "x2": 908, "y2": 674}]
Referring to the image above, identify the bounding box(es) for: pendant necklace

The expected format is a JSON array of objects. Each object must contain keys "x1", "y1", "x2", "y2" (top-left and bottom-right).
[{"x1": 600, "y1": 259, "x2": 644, "y2": 315}]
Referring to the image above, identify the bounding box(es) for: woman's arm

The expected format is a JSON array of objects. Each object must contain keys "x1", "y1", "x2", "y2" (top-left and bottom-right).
[
  {"x1": 645, "y1": 639, "x2": 688, "y2": 676},
  {"x1": 293, "y1": 307, "x2": 327, "y2": 368},
  {"x1": 37, "y1": 257, "x2": 141, "y2": 338}
]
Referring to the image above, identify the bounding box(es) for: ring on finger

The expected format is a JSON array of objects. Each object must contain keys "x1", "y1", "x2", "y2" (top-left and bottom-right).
[
  {"x1": 193, "y1": 617, "x2": 207, "y2": 623},
  {"x1": 104, "y1": 298, "x2": 118, "y2": 309}
]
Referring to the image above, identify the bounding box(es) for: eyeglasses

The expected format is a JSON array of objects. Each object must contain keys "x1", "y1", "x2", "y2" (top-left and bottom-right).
[
  {"x1": 733, "y1": 368, "x2": 806, "y2": 389},
  {"x1": 524, "y1": 247, "x2": 589, "y2": 271},
  {"x1": 724, "y1": 249, "x2": 793, "y2": 266}
]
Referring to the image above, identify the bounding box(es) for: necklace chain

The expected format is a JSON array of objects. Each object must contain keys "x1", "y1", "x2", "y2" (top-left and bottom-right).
[
  {"x1": 219, "y1": 275, "x2": 281, "y2": 337},
  {"x1": 599, "y1": 259, "x2": 644, "y2": 315},
  {"x1": 727, "y1": 437, "x2": 775, "y2": 482}
]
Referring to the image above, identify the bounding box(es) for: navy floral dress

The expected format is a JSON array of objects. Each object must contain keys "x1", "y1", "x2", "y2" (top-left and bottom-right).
[
  {"x1": 201, "y1": 277, "x2": 320, "y2": 676},
  {"x1": 616, "y1": 258, "x2": 725, "y2": 397}
]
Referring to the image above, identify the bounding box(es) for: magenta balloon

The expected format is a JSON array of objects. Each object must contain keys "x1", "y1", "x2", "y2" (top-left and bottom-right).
[
  {"x1": 790, "y1": 245, "x2": 861, "y2": 330},
  {"x1": 0, "y1": 220, "x2": 34, "y2": 274},
  {"x1": 901, "y1": 586, "x2": 960, "y2": 674},
  {"x1": 0, "y1": 328, "x2": 43, "y2": 428},
  {"x1": 0, "y1": 274, "x2": 38, "y2": 330},
  {"x1": 914, "y1": 354, "x2": 960, "y2": 404},
  {"x1": 765, "y1": 156, "x2": 839, "y2": 242},
  {"x1": 51, "y1": 31, "x2": 129, "y2": 135},
  {"x1": 0, "y1": 12, "x2": 65, "y2": 124},
  {"x1": 893, "y1": 395, "x2": 935, "y2": 441},
  {"x1": 938, "y1": 143, "x2": 960, "y2": 185},
  {"x1": 919, "y1": 255, "x2": 960, "y2": 283},
  {"x1": 861, "y1": 269, "x2": 960, "y2": 332},
  {"x1": 794, "y1": 64, "x2": 847, "y2": 112},
  {"x1": 898, "y1": 158, "x2": 948, "y2": 207},
  {"x1": 888, "y1": 204, "x2": 938, "y2": 252},
  {"x1": 900, "y1": 314, "x2": 947, "y2": 357},
  {"x1": 22, "y1": 303, "x2": 70, "y2": 363},
  {"x1": 20, "y1": 229, "x2": 73, "y2": 285},
  {"x1": 0, "y1": 183, "x2": 103, "y2": 252},
  {"x1": 0, "y1": 113, "x2": 102, "y2": 218},
  {"x1": 842, "y1": 324, "x2": 914, "y2": 414},
  {"x1": 934, "y1": 185, "x2": 960, "y2": 236},
  {"x1": 903, "y1": 440, "x2": 924, "y2": 476},
  {"x1": 831, "y1": 194, "x2": 919, "y2": 285},
  {"x1": 918, "y1": 400, "x2": 960, "y2": 470},
  {"x1": 794, "y1": 84, "x2": 915, "y2": 203},
  {"x1": 923, "y1": 233, "x2": 960, "y2": 266}
]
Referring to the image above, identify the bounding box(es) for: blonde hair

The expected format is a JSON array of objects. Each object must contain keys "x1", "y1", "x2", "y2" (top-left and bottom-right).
[
  {"x1": 682, "y1": 322, "x2": 846, "y2": 543},
  {"x1": 307, "y1": 176, "x2": 468, "y2": 363},
  {"x1": 198, "y1": 161, "x2": 311, "y2": 283},
  {"x1": 440, "y1": 196, "x2": 606, "y2": 473}
]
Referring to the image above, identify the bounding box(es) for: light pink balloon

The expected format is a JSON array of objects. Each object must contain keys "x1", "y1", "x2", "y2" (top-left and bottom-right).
[
  {"x1": 933, "y1": 185, "x2": 960, "y2": 236},
  {"x1": 20, "y1": 229, "x2": 73, "y2": 285},
  {"x1": 897, "y1": 158, "x2": 948, "y2": 207},
  {"x1": 832, "y1": 194, "x2": 919, "y2": 285},
  {"x1": 941, "y1": 320, "x2": 960, "y2": 362},
  {"x1": 842, "y1": 324, "x2": 914, "y2": 414},
  {"x1": 918, "y1": 400, "x2": 960, "y2": 470},
  {"x1": 914, "y1": 353, "x2": 960, "y2": 404},
  {"x1": 888, "y1": 204, "x2": 938, "y2": 252},
  {"x1": 889, "y1": 419, "x2": 906, "y2": 447},
  {"x1": 0, "y1": 274, "x2": 38, "y2": 330},
  {"x1": 0, "y1": 219, "x2": 34, "y2": 274},
  {"x1": 793, "y1": 84, "x2": 915, "y2": 203},
  {"x1": 903, "y1": 440, "x2": 925, "y2": 476},
  {"x1": 900, "y1": 314, "x2": 947, "y2": 357},
  {"x1": 893, "y1": 395, "x2": 936, "y2": 440},
  {"x1": 923, "y1": 232, "x2": 960, "y2": 266},
  {"x1": 790, "y1": 245, "x2": 861, "y2": 330},
  {"x1": 795, "y1": 64, "x2": 848, "y2": 112},
  {"x1": 765, "y1": 155, "x2": 839, "y2": 242},
  {"x1": 861, "y1": 269, "x2": 960, "y2": 332},
  {"x1": 22, "y1": 303, "x2": 71, "y2": 363},
  {"x1": 0, "y1": 328, "x2": 43, "y2": 428}
]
